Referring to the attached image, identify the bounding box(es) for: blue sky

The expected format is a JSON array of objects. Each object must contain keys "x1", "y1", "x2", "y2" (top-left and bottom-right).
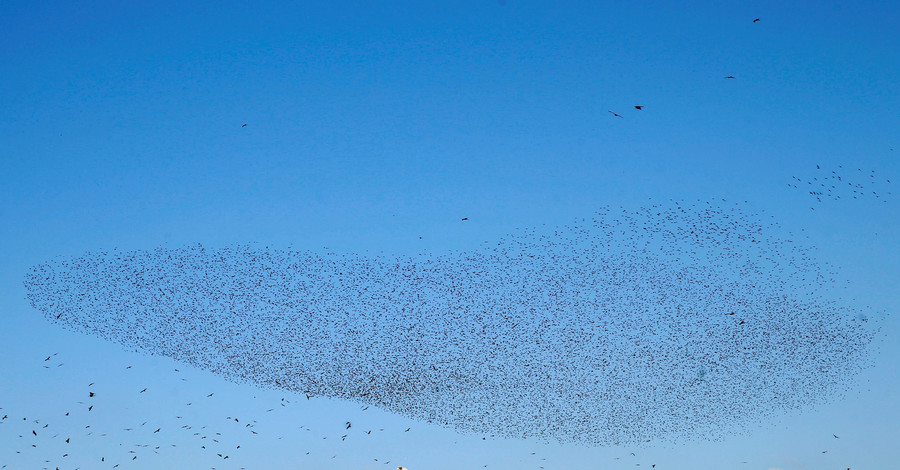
[{"x1": 2, "y1": 1, "x2": 899, "y2": 469}]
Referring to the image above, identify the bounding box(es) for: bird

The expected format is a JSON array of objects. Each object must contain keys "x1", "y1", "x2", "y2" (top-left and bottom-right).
[
  {"x1": 609, "y1": 110, "x2": 623, "y2": 117},
  {"x1": 753, "y1": 18, "x2": 760, "y2": 22},
  {"x1": 461, "y1": 217, "x2": 469, "y2": 221},
  {"x1": 724, "y1": 76, "x2": 736, "y2": 79},
  {"x1": 634, "y1": 106, "x2": 644, "y2": 110},
  {"x1": 241, "y1": 124, "x2": 247, "y2": 127}
]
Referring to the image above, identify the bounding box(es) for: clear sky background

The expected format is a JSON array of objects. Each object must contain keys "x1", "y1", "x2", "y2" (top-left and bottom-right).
[{"x1": 1, "y1": 1, "x2": 898, "y2": 469}]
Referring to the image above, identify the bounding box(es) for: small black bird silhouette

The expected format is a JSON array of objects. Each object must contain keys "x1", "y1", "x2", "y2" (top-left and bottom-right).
[
  {"x1": 241, "y1": 124, "x2": 247, "y2": 127},
  {"x1": 753, "y1": 18, "x2": 760, "y2": 22},
  {"x1": 724, "y1": 76, "x2": 736, "y2": 79},
  {"x1": 346, "y1": 422, "x2": 352, "y2": 429},
  {"x1": 834, "y1": 434, "x2": 839, "y2": 438},
  {"x1": 634, "y1": 106, "x2": 644, "y2": 110},
  {"x1": 461, "y1": 217, "x2": 469, "y2": 221},
  {"x1": 139, "y1": 388, "x2": 147, "y2": 393},
  {"x1": 609, "y1": 110, "x2": 623, "y2": 117},
  {"x1": 726, "y1": 311, "x2": 735, "y2": 315},
  {"x1": 89, "y1": 392, "x2": 95, "y2": 397}
]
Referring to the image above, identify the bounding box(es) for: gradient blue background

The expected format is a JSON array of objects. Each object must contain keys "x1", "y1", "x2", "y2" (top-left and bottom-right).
[{"x1": 2, "y1": 1, "x2": 898, "y2": 469}]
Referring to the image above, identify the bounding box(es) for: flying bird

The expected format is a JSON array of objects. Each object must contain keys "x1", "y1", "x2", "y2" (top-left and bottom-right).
[
  {"x1": 753, "y1": 18, "x2": 760, "y2": 22},
  {"x1": 242, "y1": 124, "x2": 247, "y2": 127},
  {"x1": 634, "y1": 106, "x2": 644, "y2": 110},
  {"x1": 609, "y1": 110, "x2": 623, "y2": 117},
  {"x1": 724, "y1": 76, "x2": 736, "y2": 79}
]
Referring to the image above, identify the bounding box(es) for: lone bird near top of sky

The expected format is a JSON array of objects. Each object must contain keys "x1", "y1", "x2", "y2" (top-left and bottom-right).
[
  {"x1": 753, "y1": 18, "x2": 760, "y2": 22},
  {"x1": 634, "y1": 106, "x2": 644, "y2": 110}
]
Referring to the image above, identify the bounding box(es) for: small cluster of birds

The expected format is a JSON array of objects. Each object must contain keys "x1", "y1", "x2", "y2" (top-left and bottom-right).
[
  {"x1": 1, "y1": 356, "x2": 418, "y2": 469},
  {"x1": 788, "y1": 165, "x2": 893, "y2": 209},
  {"x1": 0, "y1": 370, "x2": 244, "y2": 468},
  {"x1": 23, "y1": 199, "x2": 878, "y2": 447}
]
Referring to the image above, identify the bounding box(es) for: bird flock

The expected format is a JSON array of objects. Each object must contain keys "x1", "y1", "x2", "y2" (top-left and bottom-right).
[{"x1": 23, "y1": 199, "x2": 879, "y2": 446}]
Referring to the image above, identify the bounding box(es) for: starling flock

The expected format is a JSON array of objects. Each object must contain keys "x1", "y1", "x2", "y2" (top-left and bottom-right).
[{"x1": 23, "y1": 200, "x2": 879, "y2": 447}]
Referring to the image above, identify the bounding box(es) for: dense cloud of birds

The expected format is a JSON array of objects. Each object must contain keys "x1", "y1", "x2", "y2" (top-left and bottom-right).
[{"x1": 22, "y1": 200, "x2": 879, "y2": 446}]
